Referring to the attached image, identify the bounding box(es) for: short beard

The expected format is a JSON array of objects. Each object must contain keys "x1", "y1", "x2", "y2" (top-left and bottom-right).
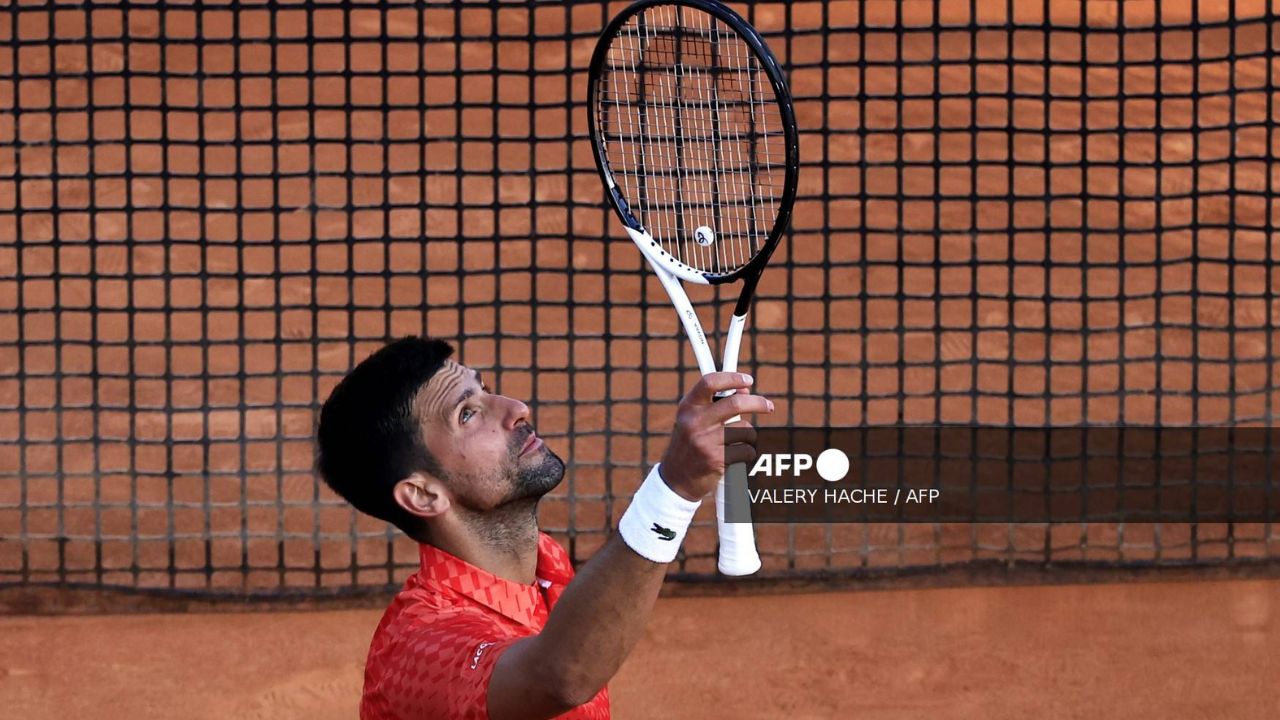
[
  {"x1": 507, "y1": 446, "x2": 565, "y2": 503},
  {"x1": 449, "y1": 440, "x2": 566, "y2": 552}
]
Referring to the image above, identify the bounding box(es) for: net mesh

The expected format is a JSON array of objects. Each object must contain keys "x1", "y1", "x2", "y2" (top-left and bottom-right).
[{"x1": 2, "y1": 1, "x2": 1278, "y2": 600}]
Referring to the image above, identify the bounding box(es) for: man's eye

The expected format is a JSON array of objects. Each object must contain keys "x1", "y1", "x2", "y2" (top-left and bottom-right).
[{"x1": 460, "y1": 407, "x2": 476, "y2": 424}]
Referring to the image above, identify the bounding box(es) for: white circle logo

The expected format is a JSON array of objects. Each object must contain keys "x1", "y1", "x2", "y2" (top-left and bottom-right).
[
  {"x1": 815, "y1": 448, "x2": 850, "y2": 482},
  {"x1": 694, "y1": 225, "x2": 715, "y2": 246}
]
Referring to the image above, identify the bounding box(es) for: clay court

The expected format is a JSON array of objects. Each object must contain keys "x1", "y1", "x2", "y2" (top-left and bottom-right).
[
  {"x1": 3, "y1": 579, "x2": 1277, "y2": 719},
  {"x1": 3, "y1": 1, "x2": 1279, "y2": 717}
]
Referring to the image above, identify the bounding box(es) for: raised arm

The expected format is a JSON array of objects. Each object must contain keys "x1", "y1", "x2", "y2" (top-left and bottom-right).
[{"x1": 487, "y1": 372, "x2": 772, "y2": 719}]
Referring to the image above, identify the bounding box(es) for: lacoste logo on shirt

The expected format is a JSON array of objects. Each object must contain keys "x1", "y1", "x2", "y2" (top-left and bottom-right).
[
  {"x1": 470, "y1": 641, "x2": 496, "y2": 670},
  {"x1": 650, "y1": 523, "x2": 676, "y2": 541}
]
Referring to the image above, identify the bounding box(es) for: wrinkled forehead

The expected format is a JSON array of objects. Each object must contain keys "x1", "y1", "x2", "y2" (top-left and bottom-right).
[{"x1": 415, "y1": 360, "x2": 474, "y2": 422}]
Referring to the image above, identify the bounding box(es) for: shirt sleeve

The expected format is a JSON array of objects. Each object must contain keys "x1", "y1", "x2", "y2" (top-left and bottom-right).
[{"x1": 362, "y1": 610, "x2": 520, "y2": 720}]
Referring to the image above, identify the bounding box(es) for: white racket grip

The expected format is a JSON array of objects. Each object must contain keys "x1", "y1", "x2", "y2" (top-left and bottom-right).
[{"x1": 716, "y1": 475, "x2": 762, "y2": 576}]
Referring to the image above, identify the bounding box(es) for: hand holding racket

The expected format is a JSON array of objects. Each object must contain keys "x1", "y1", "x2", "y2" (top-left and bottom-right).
[
  {"x1": 658, "y1": 372, "x2": 771, "y2": 502},
  {"x1": 588, "y1": 0, "x2": 799, "y2": 575}
]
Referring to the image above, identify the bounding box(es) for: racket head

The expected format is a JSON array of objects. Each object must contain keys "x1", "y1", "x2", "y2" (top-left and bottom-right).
[{"x1": 588, "y1": 0, "x2": 799, "y2": 285}]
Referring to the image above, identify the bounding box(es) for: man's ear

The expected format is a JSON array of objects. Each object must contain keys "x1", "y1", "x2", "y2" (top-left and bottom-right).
[{"x1": 394, "y1": 473, "x2": 450, "y2": 520}]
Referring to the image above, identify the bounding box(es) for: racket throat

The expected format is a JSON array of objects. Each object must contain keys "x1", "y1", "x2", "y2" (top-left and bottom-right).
[
  {"x1": 634, "y1": 237, "x2": 754, "y2": 381},
  {"x1": 721, "y1": 312, "x2": 747, "y2": 374},
  {"x1": 645, "y1": 257, "x2": 720, "y2": 377},
  {"x1": 623, "y1": 226, "x2": 712, "y2": 287},
  {"x1": 732, "y1": 274, "x2": 762, "y2": 318}
]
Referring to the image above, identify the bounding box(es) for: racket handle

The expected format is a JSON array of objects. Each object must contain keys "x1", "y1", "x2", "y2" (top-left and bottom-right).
[
  {"x1": 715, "y1": 473, "x2": 762, "y2": 576},
  {"x1": 712, "y1": 311, "x2": 759, "y2": 575}
]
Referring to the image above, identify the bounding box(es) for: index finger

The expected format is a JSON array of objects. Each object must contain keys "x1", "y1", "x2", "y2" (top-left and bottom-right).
[
  {"x1": 704, "y1": 392, "x2": 773, "y2": 425},
  {"x1": 687, "y1": 372, "x2": 754, "y2": 405}
]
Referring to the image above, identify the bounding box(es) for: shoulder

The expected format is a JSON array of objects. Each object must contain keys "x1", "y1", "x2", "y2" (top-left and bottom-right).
[{"x1": 370, "y1": 587, "x2": 509, "y2": 660}]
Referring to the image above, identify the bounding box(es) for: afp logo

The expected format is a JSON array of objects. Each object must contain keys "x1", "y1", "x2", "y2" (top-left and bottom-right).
[{"x1": 748, "y1": 448, "x2": 850, "y2": 482}]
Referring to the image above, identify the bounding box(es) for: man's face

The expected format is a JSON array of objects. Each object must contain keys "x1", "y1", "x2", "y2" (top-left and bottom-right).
[{"x1": 413, "y1": 360, "x2": 564, "y2": 511}]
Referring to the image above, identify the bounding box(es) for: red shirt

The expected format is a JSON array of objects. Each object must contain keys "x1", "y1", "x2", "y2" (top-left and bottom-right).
[{"x1": 361, "y1": 533, "x2": 611, "y2": 719}]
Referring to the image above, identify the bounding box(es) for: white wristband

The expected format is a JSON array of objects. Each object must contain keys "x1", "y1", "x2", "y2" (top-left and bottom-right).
[{"x1": 618, "y1": 464, "x2": 702, "y2": 564}]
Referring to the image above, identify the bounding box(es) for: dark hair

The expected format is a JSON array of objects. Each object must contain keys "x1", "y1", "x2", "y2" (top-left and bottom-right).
[{"x1": 316, "y1": 336, "x2": 454, "y2": 537}]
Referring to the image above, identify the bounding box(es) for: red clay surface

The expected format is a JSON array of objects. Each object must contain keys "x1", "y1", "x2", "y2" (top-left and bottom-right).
[{"x1": 2, "y1": 578, "x2": 1277, "y2": 719}]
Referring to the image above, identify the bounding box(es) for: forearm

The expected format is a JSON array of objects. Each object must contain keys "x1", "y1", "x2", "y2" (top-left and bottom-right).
[
  {"x1": 489, "y1": 374, "x2": 767, "y2": 718},
  {"x1": 488, "y1": 534, "x2": 668, "y2": 717},
  {"x1": 537, "y1": 533, "x2": 668, "y2": 695}
]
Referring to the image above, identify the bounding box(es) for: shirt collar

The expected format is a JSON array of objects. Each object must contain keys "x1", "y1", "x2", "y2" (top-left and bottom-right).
[{"x1": 415, "y1": 533, "x2": 573, "y2": 628}]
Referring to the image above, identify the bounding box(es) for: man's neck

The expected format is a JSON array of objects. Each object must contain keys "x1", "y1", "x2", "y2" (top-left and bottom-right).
[{"x1": 431, "y1": 501, "x2": 541, "y2": 585}]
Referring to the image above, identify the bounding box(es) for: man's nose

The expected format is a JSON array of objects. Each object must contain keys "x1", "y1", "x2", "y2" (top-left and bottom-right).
[{"x1": 500, "y1": 395, "x2": 532, "y2": 429}]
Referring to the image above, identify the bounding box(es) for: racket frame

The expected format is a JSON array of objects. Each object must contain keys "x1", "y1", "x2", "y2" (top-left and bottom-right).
[
  {"x1": 588, "y1": 0, "x2": 800, "y2": 576},
  {"x1": 589, "y1": 0, "x2": 800, "y2": 292}
]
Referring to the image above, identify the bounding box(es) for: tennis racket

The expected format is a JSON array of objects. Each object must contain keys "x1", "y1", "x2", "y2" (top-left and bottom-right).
[{"x1": 588, "y1": 0, "x2": 799, "y2": 576}]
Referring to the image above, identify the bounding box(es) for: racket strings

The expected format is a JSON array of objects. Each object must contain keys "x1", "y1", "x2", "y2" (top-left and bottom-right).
[{"x1": 598, "y1": 4, "x2": 788, "y2": 277}]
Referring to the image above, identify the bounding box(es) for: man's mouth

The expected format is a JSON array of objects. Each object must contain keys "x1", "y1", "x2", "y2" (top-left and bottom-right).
[{"x1": 519, "y1": 432, "x2": 542, "y2": 457}]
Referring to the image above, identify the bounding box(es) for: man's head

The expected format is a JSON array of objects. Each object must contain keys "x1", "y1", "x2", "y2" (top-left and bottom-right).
[{"x1": 316, "y1": 337, "x2": 564, "y2": 542}]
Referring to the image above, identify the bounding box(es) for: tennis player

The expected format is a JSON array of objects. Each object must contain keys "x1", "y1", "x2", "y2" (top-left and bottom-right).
[{"x1": 317, "y1": 336, "x2": 771, "y2": 719}]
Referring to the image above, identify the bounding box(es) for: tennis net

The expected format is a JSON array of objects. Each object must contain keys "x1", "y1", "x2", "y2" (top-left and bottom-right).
[{"x1": 2, "y1": 1, "x2": 1277, "y2": 601}]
